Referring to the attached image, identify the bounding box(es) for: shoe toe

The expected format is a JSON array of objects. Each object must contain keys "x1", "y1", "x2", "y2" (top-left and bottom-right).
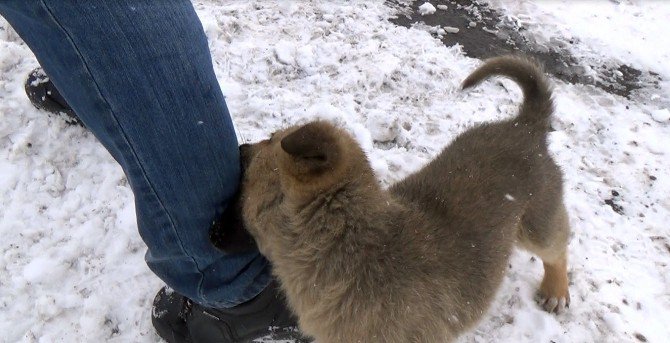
[
  {"x1": 24, "y1": 67, "x2": 83, "y2": 126},
  {"x1": 151, "y1": 287, "x2": 191, "y2": 343}
]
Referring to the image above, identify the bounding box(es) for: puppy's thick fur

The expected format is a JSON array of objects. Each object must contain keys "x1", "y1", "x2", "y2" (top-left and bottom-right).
[{"x1": 238, "y1": 56, "x2": 570, "y2": 342}]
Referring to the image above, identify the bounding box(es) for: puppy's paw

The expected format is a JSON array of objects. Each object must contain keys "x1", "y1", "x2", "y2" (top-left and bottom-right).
[
  {"x1": 534, "y1": 257, "x2": 570, "y2": 314},
  {"x1": 536, "y1": 268, "x2": 570, "y2": 314},
  {"x1": 536, "y1": 289, "x2": 570, "y2": 314}
]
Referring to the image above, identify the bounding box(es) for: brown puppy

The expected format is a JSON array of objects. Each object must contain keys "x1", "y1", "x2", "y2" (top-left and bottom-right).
[{"x1": 238, "y1": 55, "x2": 570, "y2": 343}]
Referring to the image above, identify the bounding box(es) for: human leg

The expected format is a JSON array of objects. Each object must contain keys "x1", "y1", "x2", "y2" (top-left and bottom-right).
[{"x1": 0, "y1": 0, "x2": 268, "y2": 309}]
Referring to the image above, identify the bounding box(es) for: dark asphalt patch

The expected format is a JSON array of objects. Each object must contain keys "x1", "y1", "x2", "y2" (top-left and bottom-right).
[{"x1": 387, "y1": 0, "x2": 662, "y2": 99}]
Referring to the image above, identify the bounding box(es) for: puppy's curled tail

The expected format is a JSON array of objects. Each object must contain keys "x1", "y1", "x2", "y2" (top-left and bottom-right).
[{"x1": 462, "y1": 55, "x2": 554, "y2": 132}]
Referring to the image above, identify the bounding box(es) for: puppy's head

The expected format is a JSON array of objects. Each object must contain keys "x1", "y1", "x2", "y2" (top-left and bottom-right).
[{"x1": 239, "y1": 121, "x2": 373, "y2": 256}]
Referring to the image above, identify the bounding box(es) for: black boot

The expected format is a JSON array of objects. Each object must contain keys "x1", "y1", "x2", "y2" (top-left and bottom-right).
[
  {"x1": 152, "y1": 281, "x2": 310, "y2": 343},
  {"x1": 24, "y1": 67, "x2": 83, "y2": 126},
  {"x1": 152, "y1": 287, "x2": 192, "y2": 342}
]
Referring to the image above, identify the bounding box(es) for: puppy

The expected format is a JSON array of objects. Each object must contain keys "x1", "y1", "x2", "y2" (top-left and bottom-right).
[{"x1": 237, "y1": 55, "x2": 570, "y2": 342}]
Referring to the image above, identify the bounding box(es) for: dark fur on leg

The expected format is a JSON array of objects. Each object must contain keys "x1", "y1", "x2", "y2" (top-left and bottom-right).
[
  {"x1": 209, "y1": 163, "x2": 258, "y2": 256},
  {"x1": 209, "y1": 192, "x2": 257, "y2": 254}
]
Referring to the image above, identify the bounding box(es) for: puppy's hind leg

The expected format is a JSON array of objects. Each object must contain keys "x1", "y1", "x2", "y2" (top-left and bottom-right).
[{"x1": 517, "y1": 198, "x2": 571, "y2": 313}]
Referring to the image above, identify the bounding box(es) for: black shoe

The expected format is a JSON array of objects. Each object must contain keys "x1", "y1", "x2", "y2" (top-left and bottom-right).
[
  {"x1": 152, "y1": 287, "x2": 192, "y2": 342},
  {"x1": 24, "y1": 67, "x2": 83, "y2": 126},
  {"x1": 152, "y1": 281, "x2": 310, "y2": 343}
]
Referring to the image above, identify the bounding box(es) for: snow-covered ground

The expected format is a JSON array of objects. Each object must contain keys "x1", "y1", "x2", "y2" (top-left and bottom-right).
[{"x1": 1, "y1": 1, "x2": 668, "y2": 342}]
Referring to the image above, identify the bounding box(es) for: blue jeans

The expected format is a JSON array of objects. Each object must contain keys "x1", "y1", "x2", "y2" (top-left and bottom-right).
[{"x1": 0, "y1": 0, "x2": 270, "y2": 308}]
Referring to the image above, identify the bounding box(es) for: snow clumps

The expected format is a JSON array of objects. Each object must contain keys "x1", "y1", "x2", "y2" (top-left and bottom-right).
[{"x1": 419, "y1": 2, "x2": 437, "y2": 16}]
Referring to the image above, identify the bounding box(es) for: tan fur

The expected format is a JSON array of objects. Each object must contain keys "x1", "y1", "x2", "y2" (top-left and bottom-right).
[{"x1": 238, "y1": 55, "x2": 570, "y2": 342}]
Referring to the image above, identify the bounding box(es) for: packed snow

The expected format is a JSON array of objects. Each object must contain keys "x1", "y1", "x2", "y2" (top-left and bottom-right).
[
  {"x1": 1, "y1": 1, "x2": 669, "y2": 342},
  {"x1": 651, "y1": 109, "x2": 670, "y2": 123}
]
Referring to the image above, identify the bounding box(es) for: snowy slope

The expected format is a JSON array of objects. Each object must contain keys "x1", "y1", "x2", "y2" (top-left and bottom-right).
[{"x1": 1, "y1": 1, "x2": 668, "y2": 342}]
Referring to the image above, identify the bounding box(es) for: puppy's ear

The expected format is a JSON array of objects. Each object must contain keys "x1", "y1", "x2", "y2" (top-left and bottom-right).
[{"x1": 280, "y1": 121, "x2": 340, "y2": 176}]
